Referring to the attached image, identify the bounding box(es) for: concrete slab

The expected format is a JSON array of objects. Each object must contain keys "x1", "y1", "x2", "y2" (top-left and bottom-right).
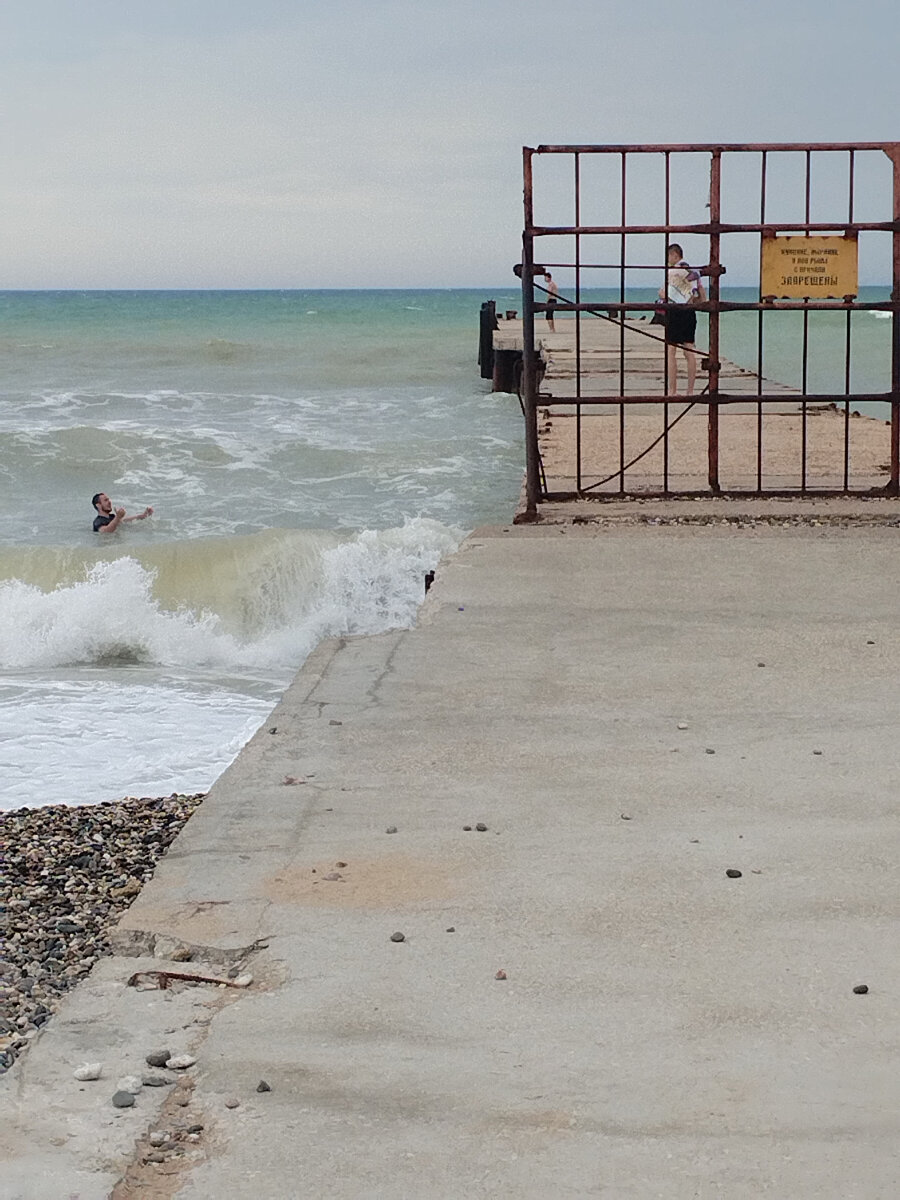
[{"x1": 4, "y1": 525, "x2": 900, "y2": 1197}]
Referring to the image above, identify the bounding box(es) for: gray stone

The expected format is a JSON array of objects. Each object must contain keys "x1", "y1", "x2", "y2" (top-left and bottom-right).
[
  {"x1": 111, "y1": 1090, "x2": 135, "y2": 1108},
  {"x1": 145, "y1": 1049, "x2": 172, "y2": 1068},
  {"x1": 390, "y1": 932, "x2": 406, "y2": 943}
]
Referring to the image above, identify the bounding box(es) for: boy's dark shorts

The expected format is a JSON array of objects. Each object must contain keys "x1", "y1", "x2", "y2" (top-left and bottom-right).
[{"x1": 665, "y1": 307, "x2": 697, "y2": 345}]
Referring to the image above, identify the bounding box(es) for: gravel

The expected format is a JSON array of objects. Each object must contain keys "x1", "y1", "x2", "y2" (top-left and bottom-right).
[{"x1": 1, "y1": 792, "x2": 205, "y2": 1075}]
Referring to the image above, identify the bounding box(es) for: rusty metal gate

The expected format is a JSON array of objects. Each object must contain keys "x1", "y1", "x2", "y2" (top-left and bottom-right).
[{"x1": 519, "y1": 142, "x2": 900, "y2": 512}]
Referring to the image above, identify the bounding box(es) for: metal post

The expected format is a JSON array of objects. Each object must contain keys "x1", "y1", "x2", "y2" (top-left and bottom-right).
[
  {"x1": 521, "y1": 148, "x2": 542, "y2": 514},
  {"x1": 891, "y1": 149, "x2": 900, "y2": 494},
  {"x1": 707, "y1": 150, "x2": 722, "y2": 492}
]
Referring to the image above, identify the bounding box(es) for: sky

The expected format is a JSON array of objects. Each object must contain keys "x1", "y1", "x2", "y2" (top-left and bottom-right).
[{"x1": 1, "y1": 0, "x2": 899, "y2": 289}]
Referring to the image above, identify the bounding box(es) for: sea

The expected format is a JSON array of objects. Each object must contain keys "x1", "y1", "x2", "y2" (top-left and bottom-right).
[{"x1": 1, "y1": 287, "x2": 894, "y2": 810}]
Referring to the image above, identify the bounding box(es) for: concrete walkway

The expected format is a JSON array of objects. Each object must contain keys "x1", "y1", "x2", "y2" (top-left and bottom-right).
[{"x1": 4, "y1": 524, "x2": 900, "y2": 1198}]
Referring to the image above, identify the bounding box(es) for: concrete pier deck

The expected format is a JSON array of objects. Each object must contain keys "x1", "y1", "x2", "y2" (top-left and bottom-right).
[
  {"x1": 494, "y1": 314, "x2": 895, "y2": 497},
  {"x1": 4, "y1": 522, "x2": 900, "y2": 1198}
]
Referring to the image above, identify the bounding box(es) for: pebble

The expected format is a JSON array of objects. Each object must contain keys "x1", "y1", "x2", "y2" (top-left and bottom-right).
[
  {"x1": 446, "y1": 927, "x2": 455, "y2": 933},
  {"x1": 145, "y1": 1049, "x2": 172, "y2": 1068},
  {"x1": 853, "y1": 984, "x2": 869, "y2": 995},
  {"x1": 146, "y1": 1151, "x2": 166, "y2": 1164},
  {"x1": 462, "y1": 825, "x2": 472, "y2": 831},
  {"x1": 256, "y1": 1080, "x2": 272, "y2": 1092},
  {"x1": 186, "y1": 1123, "x2": 204, "y2": 1134},
  {"x1": 112, "y1": 1090, "x2": 135, "y2": 1108},
  {"x1": 390, "y1": 932, "x2": 406, "y2": 943},
  {"x1": 475, "y1": 823, "x2": 488, "y2": 832},
  {"x1": 73, "y1": 1063, "x2": 103, "y2": 1081},
  {"x1": 329, "y1": 719, "x2": 343, "y2": 726},
  {"x1": 166, "y1": 1054, "x2": 197, "y2": 1070},
  {"x1": 705, "y1": 748, "x2": 716, "y2": 755},
  {"x1": 0, "y1": 793, "x2": 204, "y2": 1075},
  {"x1": 813, "y1": 749, "x2": 823, "y2": 756},
  {"x1": 116, "y1": 1075, "x2": 143, "y2": 1094},
  {"x1": 725, "y1": 869, "x2": 743, "y2": 879},
  {"x1": 231, "y1": 974, "x2": 253, "y2": 989},
  {"x1": 386, "y1": 826, "x2": 398, "y2": 834},
  {"x1": 620, "y1": 814, "x2": 632, "y2": 821},
  {"x1": 148, "y1": 1131, "x2": 169, "y2": 1147},
  {"x1": 224, "y1": 1097, "x2": 241, "y2": 1109},
  {"x1": 495, "y1": 970, "x2": 507, "y2": 980},
  {"x1": 322, "y1": 872, "x2": 342, "y2": 882},
  {"x1": 142, "y1": 1072, "x2": 173, "y2": 1087},
  {"x1": 676, "y1": 723, "x2": 689, "y2": 730}
]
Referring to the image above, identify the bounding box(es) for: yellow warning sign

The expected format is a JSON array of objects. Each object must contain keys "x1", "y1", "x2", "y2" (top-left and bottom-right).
[{"x1": 760, "y1": 234, "x2": 858, "y2": 299}]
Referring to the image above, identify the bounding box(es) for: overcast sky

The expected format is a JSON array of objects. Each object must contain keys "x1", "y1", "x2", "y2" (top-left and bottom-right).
[{"x1": 1, "y1": 0, "x2": 898, "y2": 289}]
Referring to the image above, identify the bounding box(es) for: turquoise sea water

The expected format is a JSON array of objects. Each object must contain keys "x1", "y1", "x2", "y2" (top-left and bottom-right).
[
  {"x1": 0, "y1": 289, "x2": 525, "y2": 808},
  {"x1": 0, "y1": 287, "x2": 894, "y2": 807}
]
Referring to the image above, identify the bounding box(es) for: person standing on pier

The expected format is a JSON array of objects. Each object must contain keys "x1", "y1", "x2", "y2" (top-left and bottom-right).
[
  {"x1": 660, "y1": 245, "x2": 705, "y2": 396},
  {"x1": 543, "y1": 272, "x2": 558, "y2": 332}
]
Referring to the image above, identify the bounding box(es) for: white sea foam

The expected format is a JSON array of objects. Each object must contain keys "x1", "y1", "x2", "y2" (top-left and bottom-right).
[
  {"x1": 0, "y1": 519, "x2": 461, "y2": 674},
  {"x1": 0, "y1": 519, "x2": 462, "y2": 807}
]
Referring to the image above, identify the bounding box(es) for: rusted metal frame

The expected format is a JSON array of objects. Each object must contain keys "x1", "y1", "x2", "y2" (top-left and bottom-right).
[
  {"x1": 574, "y1": 151, "x2": 582, "y2": 493},
  {"x1": 843, "y1": 311, "x2": 853, "y2": 490},
  {"x1": 552, "y1": 392, "x2": 895, "y2": 406},
  {"x1": 844, "y1": 150, "x2": 855, "y2": 491},
  {"x1": 521, "y1": 149, "x2": 542, "y2": 513},
  {"x1": 533, "y1": 142, "x2": 899, "y2": 155},
  {"x1": 707, "y1": 150, "x2": 722, "y2": 492},
  {"x1": 537, "y1": 299, "x2": 886, "y2": 313},
  {"x1": 618, "y1": 151, "x2": 626, "y2": 493},
  {"x1": 757, "y1": 150, "x2": 767, "y2": 491},
  {"x1": 799, "y1": 150, "x2": 813, "y2": 493},
  {"x1": 663, "y1": 150, "x2": 671, "y2": 492},
  {"x1": 892, "y1": 149, "x2": 900, "y2": 493},
  {"x1": 532, "y1": 221, "x2": 895, "y2": 236},
  {"x1": 548, "y1": 484, "x2": 883, "y2": 501}
]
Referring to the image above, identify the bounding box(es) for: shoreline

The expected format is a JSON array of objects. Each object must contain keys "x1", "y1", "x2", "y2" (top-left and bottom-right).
[{"x1": 1, "y1": 792, "x2": 205, "y2": 1075}]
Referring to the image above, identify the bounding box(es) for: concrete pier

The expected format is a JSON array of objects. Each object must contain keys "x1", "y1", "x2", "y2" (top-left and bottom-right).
[
  {"x1": 493, "y1": 313, "x2": 895, "y2": 499},
  {"x1": 4, "y1": 522, "x2": 900, "y2": 1198}
]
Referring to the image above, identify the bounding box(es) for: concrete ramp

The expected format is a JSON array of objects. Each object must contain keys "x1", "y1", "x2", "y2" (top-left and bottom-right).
[{"x1": 4, "y1": 525, "x2": 900, "y2": 1198}]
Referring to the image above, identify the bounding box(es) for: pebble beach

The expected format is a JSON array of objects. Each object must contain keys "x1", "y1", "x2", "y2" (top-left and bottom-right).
[{"x1": 1, "y1": 792, "x2": 205, "y2": 1074}]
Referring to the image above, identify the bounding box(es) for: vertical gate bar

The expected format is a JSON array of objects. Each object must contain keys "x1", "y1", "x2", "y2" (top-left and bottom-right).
[
  {"x1": 619, "y1": 151, "x2": 626, "y2": 492},
  {"x1": 521, "y1": 148, "x2": 541, "y2": 514},
  {"x1": 800, "y1": 149, "x2": 812, "y2": 494},
  {"x1": 663, "y1": 151, "x2": 670, "y2": 492},
  {"x1": 891, "y1": 149, "x2": 900, "y2": 493},
  {"x1": 843, "y1": 309, "x2": 852, "y2": 490},
  {"x1": 574, "y1": 152, "x2": 582, "y2": 493},
  {"x1": 707, "y1": 149, "x2": 722, "y2": 492},
  {"x1": 844, "y1": 150, "x2": 854, "y2": 492},
  {"x1": 757, "y1": 150, "x2": 767, "y2": 491},
  {"x1": 801, "y1": 308, "x2": 809, "y2": 492}
]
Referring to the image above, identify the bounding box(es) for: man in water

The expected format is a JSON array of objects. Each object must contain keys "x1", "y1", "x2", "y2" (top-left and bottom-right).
[
  {"x1": 91, "y1": 492, "x2": 153, "y2": 533},
  {"x1": 660, "y1": 244, "x2": 706, "y2": 396}
]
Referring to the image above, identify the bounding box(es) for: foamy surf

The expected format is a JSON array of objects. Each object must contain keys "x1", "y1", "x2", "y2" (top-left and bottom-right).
[{"x1": 0, "y1": 518, "x2": 462, "y2": 807}]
